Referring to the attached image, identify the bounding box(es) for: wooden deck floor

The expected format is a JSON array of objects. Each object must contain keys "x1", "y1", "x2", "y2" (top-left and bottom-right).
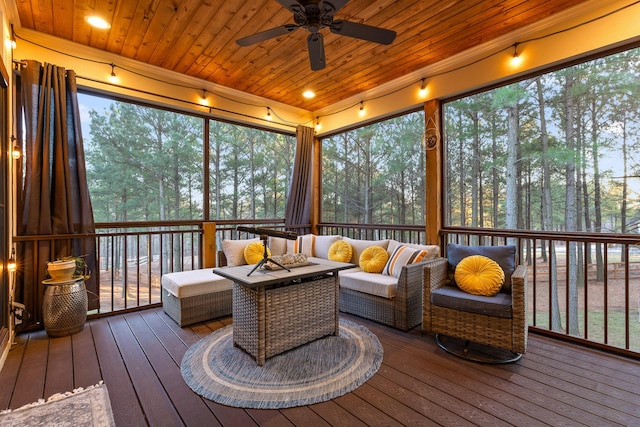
[{"x1": 1, "y1": 308, "x2": 639, "y2": 426}]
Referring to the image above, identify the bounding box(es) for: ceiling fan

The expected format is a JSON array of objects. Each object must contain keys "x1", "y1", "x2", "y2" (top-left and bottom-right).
[{"x1": 236, "y1": 0, "x2": 396, "y2": 71}]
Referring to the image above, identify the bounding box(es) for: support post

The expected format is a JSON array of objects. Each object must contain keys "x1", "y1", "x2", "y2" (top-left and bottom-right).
[
  {"x1": 424, "y1": 99, "x2": 442, "y2": 246},
  {"x1": 202, "y1": 222, "x2": 217, "y2": 268}
]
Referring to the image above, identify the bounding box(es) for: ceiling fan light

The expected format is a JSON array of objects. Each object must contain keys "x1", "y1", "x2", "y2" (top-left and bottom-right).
[{"x1": 86, "y1": 15, "x2": 111, "y2": 29}]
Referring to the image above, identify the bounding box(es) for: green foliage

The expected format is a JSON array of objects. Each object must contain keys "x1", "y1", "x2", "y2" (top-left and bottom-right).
[
  {"x1": 82, "y1": 98, "x2": 295, "y2": 223},
  {"x1": 444, "y1": 47, "x2": 640, "y2": 234},
  {"x1": 321, "y1": 111, "x2": 425, "y2": 225}
]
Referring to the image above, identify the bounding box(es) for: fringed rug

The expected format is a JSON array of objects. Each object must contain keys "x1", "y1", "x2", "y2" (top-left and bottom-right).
[
  {"x1": 181, "y1": 318, "x2": 383, "y2": 409},
  {"x1": 0, "y1": 382, "x2": 115, "y2": 427}
]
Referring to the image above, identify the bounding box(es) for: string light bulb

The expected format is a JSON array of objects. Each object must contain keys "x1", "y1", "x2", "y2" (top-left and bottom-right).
[
  {"x1": 108, "y1": 63, "x2": 119, "y2": 83},
  {"x1": 419, "y1": 78, "x2": 428, "y2": 98},
  {"x1": 266, "y1": 107, "x2": 272, "y2": 121},
  {"x1": 200, "y1": 89, "x2": 208, "y2": 105},
  {"x1": 359, "y1": 101, "x2": 365, "y2": 117},
  {"x1": 511, "y1": 43, "x2": 522, "y2": 67}
]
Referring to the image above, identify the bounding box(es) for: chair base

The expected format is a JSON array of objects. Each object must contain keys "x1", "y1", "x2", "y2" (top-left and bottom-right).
[{"x1": 435, "y1": 334, "x2": 522, "y2": 364}]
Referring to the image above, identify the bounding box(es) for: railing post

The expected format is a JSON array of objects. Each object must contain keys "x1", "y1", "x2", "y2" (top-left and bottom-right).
[{"x1": 202, "y1": 222, "x2": 217, "y2": 268}]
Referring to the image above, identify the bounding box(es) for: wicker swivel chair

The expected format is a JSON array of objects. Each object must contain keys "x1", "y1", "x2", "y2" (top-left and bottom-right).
[{"x1": 422, "y1": 243, "x2": 527, "y2": 363}]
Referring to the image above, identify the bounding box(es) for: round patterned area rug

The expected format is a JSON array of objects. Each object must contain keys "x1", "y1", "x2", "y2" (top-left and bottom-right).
[{"x1": 181, "y1": 318, "x2": 383, "y2": 409}]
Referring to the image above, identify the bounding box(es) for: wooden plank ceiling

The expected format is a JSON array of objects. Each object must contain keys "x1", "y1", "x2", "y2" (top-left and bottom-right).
[{"x1": 15, "y1": 0, "x2": 590, "y2": 111}]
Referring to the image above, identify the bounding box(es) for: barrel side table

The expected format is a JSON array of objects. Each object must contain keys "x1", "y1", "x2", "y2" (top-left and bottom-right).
[{"x1": 42, "y1": 277, "x2": 88, "y2": 337}]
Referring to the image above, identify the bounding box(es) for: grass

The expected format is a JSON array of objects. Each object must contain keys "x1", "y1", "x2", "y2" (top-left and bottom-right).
[{"x1": 532, "y1": 310, "x2": 640, "y2": 352}]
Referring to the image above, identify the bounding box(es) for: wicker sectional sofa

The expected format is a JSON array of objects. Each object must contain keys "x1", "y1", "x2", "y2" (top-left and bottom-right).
[{"x1": 218, "y1": 234, "x2": 440, "y2": 331}]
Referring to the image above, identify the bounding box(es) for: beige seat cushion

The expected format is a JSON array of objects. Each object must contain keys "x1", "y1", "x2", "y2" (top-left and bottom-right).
[
  {"x1": 339, "y1": 271, "x2": 398, "y2": 299},
  {"x1": 162, "y1": 269, "x2": 233, "y2": 298}
]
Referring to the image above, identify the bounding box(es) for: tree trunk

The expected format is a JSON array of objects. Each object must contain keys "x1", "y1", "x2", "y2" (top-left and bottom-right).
[
  {"x1": 536, "y1": 77, "x2": 561, "y2": 330},
  {"x1": 564, "y1": 73, "x2": 580, "y2": 336}
]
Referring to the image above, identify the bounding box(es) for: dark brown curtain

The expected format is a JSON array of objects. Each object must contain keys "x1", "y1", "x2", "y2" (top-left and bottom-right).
[
  {"x1": 16, "y1": 60, "x2": 98, "y2": 329},
  {"x1": 285, "y1": 125, "x2": 314, "y2": 234}
]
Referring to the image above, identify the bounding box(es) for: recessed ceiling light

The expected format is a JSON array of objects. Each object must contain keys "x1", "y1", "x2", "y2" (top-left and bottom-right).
[
  {"x1": 85, "y1": 15, "x2": 111, "y2": 29},
  {"x1": 302, "y1": 90, "x2": 315, "y2": 99}
]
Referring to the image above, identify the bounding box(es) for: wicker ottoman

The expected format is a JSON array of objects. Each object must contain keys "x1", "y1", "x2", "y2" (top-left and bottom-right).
[{"x1": 162, "y1": 269, "x2": 233, "y2": 326}]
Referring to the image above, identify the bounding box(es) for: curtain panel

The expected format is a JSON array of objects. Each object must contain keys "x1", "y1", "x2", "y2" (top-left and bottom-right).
[
  {"x1": 16, "y1": 60, "x2": 98, "y2": 329},
  {"x1": 285, "y1": 125, "x2": 314, "y2": 234}
]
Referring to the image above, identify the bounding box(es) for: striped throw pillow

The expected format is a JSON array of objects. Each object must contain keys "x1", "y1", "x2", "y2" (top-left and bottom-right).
[
  {"x1": 383, "y1": 245, "x2": 428, "y2": 278},
  {"x1": 294, "y1": 234, "x2": 315, "y2": 257}
]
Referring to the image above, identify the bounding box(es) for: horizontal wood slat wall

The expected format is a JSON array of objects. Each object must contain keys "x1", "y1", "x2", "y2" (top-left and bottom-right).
[{"x1": 14, "y1": 0, "x2": 589, "y2": 111}]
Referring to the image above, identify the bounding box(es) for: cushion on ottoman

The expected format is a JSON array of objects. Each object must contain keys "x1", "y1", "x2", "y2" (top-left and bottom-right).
[
  {"x1": 162, "y1": 269, "x2": 233, "y2": 326},
  {"x1": 162, "y1": 268, "x2": 232, "y2": 298}
]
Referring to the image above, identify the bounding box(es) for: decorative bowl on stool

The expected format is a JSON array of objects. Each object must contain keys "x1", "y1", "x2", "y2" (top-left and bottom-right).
[{"x1": 46, "y1": 259, "x2": 77, "y2": 281}]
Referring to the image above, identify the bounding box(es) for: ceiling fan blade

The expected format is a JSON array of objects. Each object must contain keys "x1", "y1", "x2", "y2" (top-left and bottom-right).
[
  {"x1": 236, "y1": 24, "x2": 299, "y2": 46},
  {"x1": 321, "y1": 0, "x2": 349, "y2": 14},
  {"x1": 330, "y1": 20, "x2": 396, "y2": 45},
  {"x1": 307, "y1": 32, "x2": 326, "y2": 71},
  {"x1": 274, "y1": 0, "x2": 303, "y2": 12},
  {"x1": 275, "y1": 0, "x2": 307, "y2": 22}
]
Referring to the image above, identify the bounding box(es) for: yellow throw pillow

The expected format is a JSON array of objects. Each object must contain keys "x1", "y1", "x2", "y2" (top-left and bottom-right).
[
  {"x1": 328, "y1": 240, "x2": 353, "y2": 263},
  {"x1": 359, "y1": 246, "x2": 389, "y2": 273},
  {"x1": 454, "y1": 255, "x2": 505, "y2": 296},
  {"x1": 244, "y1": 241, "x2": 270, "y2": 265}
]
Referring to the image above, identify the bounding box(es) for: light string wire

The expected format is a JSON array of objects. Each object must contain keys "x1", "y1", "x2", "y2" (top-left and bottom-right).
[
  {"x1": 13, "y1": 0, "x2": 640, "y2": 128},
  {"x1": 13, "y1": 32, "x2": 307, "y2": 129}
]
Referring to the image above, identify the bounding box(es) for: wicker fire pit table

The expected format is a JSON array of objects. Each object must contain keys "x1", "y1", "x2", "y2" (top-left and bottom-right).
[{"x1": 213, "y1": 258, "x2": 354, "y2": 366}]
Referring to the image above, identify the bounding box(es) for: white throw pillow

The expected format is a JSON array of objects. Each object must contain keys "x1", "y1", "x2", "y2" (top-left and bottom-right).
[
  {"x1": 313, "y1": 235, "x2": 341, "y2": 259},
  {"x1": 221, "y1": 238, "x2": 259, "y2": 266}
]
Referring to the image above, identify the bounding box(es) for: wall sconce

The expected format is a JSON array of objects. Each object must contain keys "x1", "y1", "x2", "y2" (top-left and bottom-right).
[
  {"x1": 5, "y1": 24, "x2": 16, "y2": 49},
  {"x1": 359, "y1": 101, "x2": 365, "y2": 117},
  {"x1": 315, "y1": 117, "x2": 321, "y2": 131},
  {"x1": 266, "y1": 107, "x2": 272, "y2": 121},
  {"x1": 11, "y1": 136, "x2": 20, "y2": 159},
  {"x1": 7, "y1": 249, "x2": 16, "y2": 273},
  {"x1": 11, "y1": 144, "x2": 21, "y2": 160}
]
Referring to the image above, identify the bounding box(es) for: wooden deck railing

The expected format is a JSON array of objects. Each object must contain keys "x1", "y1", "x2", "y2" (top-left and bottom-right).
[{"x1": 14, "y1": 221, "x2": 640, "y2": 357}]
